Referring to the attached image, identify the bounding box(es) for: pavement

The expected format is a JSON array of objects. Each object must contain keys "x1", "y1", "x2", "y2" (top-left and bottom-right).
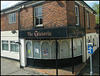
[
  {"x1": 1, "y1": 57, "x2": 45, "y2": 75},
  {"x1": 78, "y1": 48, "x2": 99, "y2": 75}
]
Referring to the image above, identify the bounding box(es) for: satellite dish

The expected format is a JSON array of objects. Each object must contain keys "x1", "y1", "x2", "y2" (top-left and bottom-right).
[{"x1": 11, "y1": 30, "x2": 16, "y2": 34}]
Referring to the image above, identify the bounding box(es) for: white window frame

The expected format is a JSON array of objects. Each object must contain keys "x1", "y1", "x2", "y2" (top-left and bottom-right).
[
  {"x1": 9, "y1": 13, "x2": 16, "y2": 24},
  {"x1": 2, "y1": 40, "x2": 9, "y2": 51},
  {"x1": 10, "y1": 41, "x2": 19, "y2": 52},
  {"x1": 75, "y1": 5, "x2": 79, "y2": 26},
  {"x1": 26, "y1": 40, "x2": 33, "y2": 58},
  {"x1": 33, "y1": 41, "x2": 41, "y2": 59},
  {"x1": 87, "y1": 12, "x2": 90, "y2": 28},
  {"x1": 34, "y1": 5, "x2": 43, "y2": 27}
]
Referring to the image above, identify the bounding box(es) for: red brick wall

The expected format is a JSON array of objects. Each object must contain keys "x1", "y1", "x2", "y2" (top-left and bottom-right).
[
  {"x1": 1, "y1": 12, "x2": 18, "y2": 31},
  {"x1": 79, "y1": 5, "x2": 84, "y2": 28},
  {"x1": 43, "y1": 1, "x2": 67, "y2": 28},
  {"x1": 86, "y1": 12, "x2": 96, "y2": 33},
  {"x1": 66, "y1": 1, "x2": 76, "y2": 26},
  {"x1": 20, "y1": 6, "x2": 33, "y2": 30},
  {"x1": 1, "y1": 1, "x2": 96, "y2": 34},
  {"x1": 79, "y1": 5, "x2": 96, "y2": 33}
]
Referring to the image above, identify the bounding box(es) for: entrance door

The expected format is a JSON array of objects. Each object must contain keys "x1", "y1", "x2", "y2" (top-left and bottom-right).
[{"x1": 26, "y1": 41, "x2": 32, "y2": 58}]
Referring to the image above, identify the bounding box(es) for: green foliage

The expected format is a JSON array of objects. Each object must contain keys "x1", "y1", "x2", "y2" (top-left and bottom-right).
[{"x1": 92, "y1": 3, "x2": 99, "y2": 24}]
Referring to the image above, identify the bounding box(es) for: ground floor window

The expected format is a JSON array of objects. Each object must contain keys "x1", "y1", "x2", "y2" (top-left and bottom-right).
[
  {"x1": 10, "y1": 41, "x2": 18, "y2": 52},
  {"x1": 77, "y1": 39, "x2": 82, "y2": 55},
  {"x1": 25, "y1": 39, "x2": 82, "y2": 59},
  {"x1": 73, "y1": 40, "x2": 77, "y2": 57},
  {"x1": 61, "y1": 41, "x2": 69, "y2": 58},
  {"x1": 73, "y1": 39, "x2": 82, "y2": 57},
  {"x1": 26, "y1": 41, "x2": 32, "y2": 58},
  {"x1": 51, "y1": 41, "x2": 56, "y2": 58},
  {"x1": 33, "y1": 41, "x2": 40, "y2": 58},
  {"x1": 41, "y1": 42, "x2": 50, "y2": 59},
  {"x1": 2, "y1": 41, "x2": 9, "y2": 51}
]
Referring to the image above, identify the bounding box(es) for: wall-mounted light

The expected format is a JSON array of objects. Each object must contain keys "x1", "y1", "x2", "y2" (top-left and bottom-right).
[{"x1": 21, "y1": 5, "x2": 25, "y2": 8}]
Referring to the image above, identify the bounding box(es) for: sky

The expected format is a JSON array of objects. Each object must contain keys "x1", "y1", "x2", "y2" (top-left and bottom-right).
[{"x1": 1, "y1": 1, "x2": 99, "y2": 10}]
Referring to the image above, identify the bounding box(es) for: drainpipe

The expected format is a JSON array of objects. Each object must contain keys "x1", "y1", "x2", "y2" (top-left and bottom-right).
[
  {"x1": 18, "y1": 6, "x2": 22, "y2": 68},
  {"x1": 56, "y1": 40, "x2": 58, "y2": 76},
  {"x1": 71, "y1": 38, "x2": 74, "y2": 74},
  {"x1": 83, "y1": 5, "x2": 87, "y2": 62}
]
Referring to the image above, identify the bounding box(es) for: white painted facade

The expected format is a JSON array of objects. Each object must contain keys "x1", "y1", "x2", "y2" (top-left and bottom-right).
[
  {"x1": 1, "y1": 30, "x2": 19, "y2": 60},
  {"x1": 86, "y1": 33, "x2": 99, "y2": 59}
]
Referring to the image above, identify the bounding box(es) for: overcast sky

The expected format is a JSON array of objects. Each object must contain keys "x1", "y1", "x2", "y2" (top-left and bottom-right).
[{"x1": 1, "y1": 1, "x2": 99, "y2": 10}]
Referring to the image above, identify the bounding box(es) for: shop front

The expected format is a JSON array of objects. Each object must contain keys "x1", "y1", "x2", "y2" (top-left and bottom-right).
[{"x1": 20, "y1": 26, "x2": 84, "y2": 68}]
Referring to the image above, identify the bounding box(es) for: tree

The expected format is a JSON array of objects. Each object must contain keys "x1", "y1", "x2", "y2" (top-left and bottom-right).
[{"x1": 92, "y1": 3, "x2": 99, "y2": 24}]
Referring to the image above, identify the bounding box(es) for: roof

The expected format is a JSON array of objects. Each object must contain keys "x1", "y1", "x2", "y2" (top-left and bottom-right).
[{"x1": 1, "y1": 1, "x2": 97, "y2": 14}]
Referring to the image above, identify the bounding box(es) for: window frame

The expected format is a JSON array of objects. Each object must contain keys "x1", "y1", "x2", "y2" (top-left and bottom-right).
[
  {"x1": 87, "y1": 11, "x2": 90, "y2": 29},
  {"x1": 10, "y1": 41, "x2": 19, "y2": 52},
  {"x1": 9, "y1": 13, "x2": 16, "y2": 24},
  {"x1": 26, "y1": 40, "x2": 33, "y2": 58},
  {"x1": 2, "y1": 40, "x2": 9, "y2": 51},
  {"x1": 34, "y1": 5, "x2": 43, "y2": 27},
  {"x1": 75, "y1": 5, "x2": 79, "y2": 26}
]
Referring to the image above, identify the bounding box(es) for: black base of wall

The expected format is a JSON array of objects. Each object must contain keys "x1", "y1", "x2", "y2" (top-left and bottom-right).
[{"x1": 26, "y1": 55, "x2": 82, "y2": 69}]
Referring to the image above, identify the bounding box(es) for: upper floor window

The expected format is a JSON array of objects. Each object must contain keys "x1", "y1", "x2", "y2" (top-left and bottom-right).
[
  {"x1": 75, "y1": 5, "x2": 79, "y2": 26},
  {"x1": 87, "y1": 12, "x2": 90, "y2": 28},
  {"x1": 34, "y1": 6, "x2": 42, "y2": 26},
  {"x1": 9, "y1": 13, "x2": 16, "y2": 24}
]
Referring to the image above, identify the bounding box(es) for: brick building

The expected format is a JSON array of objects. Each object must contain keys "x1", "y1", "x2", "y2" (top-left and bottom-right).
[{"x1": 1, "y1": 1, "x2": 99, "y2": 68}]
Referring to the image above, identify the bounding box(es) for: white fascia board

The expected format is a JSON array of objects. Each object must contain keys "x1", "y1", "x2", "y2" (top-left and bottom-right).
[
  {"x1": 25, "y1": 1, "x2": 44, "y2": 7},
  {"x1": 75, "y1": 1, "x2": 93, "y2": 14},
  {"x1": 1, "y1": 1, "x2": 44, "y2": 15}
]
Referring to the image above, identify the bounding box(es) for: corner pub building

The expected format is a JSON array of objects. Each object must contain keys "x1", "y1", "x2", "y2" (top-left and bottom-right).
[{"x1": 1, "y1": 1, "x2": 99, "y2": 68}]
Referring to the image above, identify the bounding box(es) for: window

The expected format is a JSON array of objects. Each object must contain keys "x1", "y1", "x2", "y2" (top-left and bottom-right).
[
  {"x1": 61, "y1": 41, "x2": 69, "y2": 58},
  {"x1": 41, "y1": 42, "x2": 50, "y2": 59},
  {"x1": 9, "y1": 13, "x2": 16, "y2": 24},
  {"x1": 26, "y1": 41, "x2": 32, "y2": 58},
  {"x1": 73, "y1": 40, "x2": 77, "y2": 57},
  {"x1": 2, "y1": 41, "x2": 9, "y2": 51},
  {"x1": 34, "y1": 6, "x2": 42, "y2": 26},
  {"x1": 87, "y1": 12, "x2": 90, "y2": 28},
  {"x1": 51, "y1": 41, "x2": 56, "y2": 59},
  {"x1": 77, "y1": 39, "x2": 82, "y2": 55},
  {"x1": 75, "y1": 5, "x2": 79, "y2": 25},
  {"x1": 10, "y1": 41, "x2": 18, "y2": 52},
  {"x1": 33, "y1": 42, "x2": 40, "y2": 58}
]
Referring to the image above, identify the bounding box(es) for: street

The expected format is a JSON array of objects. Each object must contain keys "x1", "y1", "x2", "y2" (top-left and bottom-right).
[{"x1": 1, "y1": 57, "x2": 44, "y2": 75}]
